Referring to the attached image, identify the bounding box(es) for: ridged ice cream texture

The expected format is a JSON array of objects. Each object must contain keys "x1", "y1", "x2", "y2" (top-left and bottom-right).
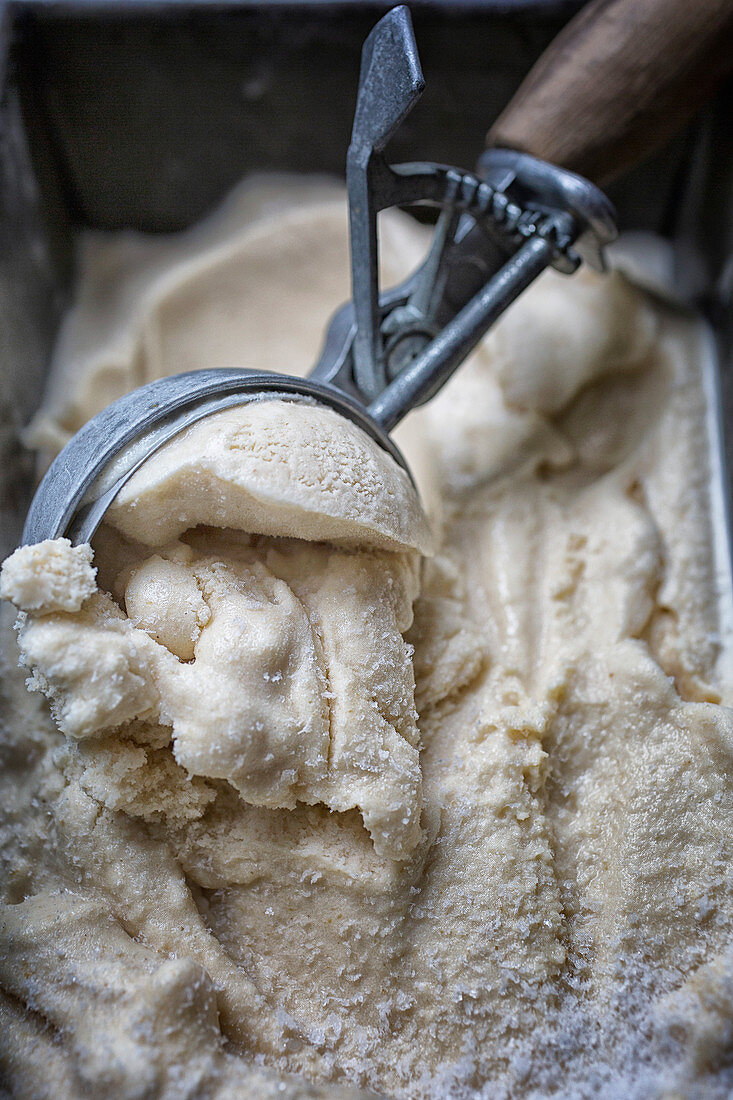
[{"x1": 1, "y1": 176, "x2": 732, "y2": 1100}]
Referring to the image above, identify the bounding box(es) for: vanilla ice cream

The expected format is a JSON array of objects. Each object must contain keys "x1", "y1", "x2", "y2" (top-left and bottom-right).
[{"x1": 1, "y1": 178, "x2": 732, "y2": 1100}]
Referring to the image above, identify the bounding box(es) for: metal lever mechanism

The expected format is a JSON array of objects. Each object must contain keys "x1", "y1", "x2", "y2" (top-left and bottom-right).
[{"x1": 312, "y1": 5, "x2": 618, "y2": 432}]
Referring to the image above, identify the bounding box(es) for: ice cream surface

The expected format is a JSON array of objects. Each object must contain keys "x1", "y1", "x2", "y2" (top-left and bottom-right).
[
  {"x1": 1, "y1": 177, "x2": 733, "y2": 1100},
  {"x1": 2, "y1": 395, "x2": 429, "y2": 861}
]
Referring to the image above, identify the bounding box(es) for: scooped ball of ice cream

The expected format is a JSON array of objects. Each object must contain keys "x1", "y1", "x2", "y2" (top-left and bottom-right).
[{"x1": 104, "y1": 399, "x2": 433, "y2": 555}]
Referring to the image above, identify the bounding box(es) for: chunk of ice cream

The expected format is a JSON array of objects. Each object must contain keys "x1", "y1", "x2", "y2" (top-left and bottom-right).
[{"x1": 0, "y1": 538, "x2": 97, "y2": 613}]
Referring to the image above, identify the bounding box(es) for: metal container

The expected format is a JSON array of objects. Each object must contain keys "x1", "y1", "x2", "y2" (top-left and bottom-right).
[{"x1": 1, "y1": 0, "x2": 731, "y2": 560}]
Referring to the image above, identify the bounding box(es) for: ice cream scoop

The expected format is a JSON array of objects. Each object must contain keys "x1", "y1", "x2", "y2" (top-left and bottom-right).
[{"x1": 23, "y1": 5, "x2": 617, "y2": 548}]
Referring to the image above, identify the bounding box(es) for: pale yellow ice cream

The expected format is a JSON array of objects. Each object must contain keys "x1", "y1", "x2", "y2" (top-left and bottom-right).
[
  {"x1": 101, "y1": 399, "x2": 431, "y2": 554},
  {"x1": 1, "y1": 178, "x2": 732, "y2": 1100},
  {"x1": 2, "y1": 396, "x2": 429, "y2": 863}
]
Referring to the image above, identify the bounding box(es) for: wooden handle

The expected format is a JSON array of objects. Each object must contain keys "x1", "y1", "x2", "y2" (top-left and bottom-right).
[{"x1": 487, "y1": 0, "x2": 733, "y2": 185}]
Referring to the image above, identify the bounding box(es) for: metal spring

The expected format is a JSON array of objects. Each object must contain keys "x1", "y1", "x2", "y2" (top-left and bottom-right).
[{"x1": 438, "y1": 168, "x2": 555, "y2": 253}]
